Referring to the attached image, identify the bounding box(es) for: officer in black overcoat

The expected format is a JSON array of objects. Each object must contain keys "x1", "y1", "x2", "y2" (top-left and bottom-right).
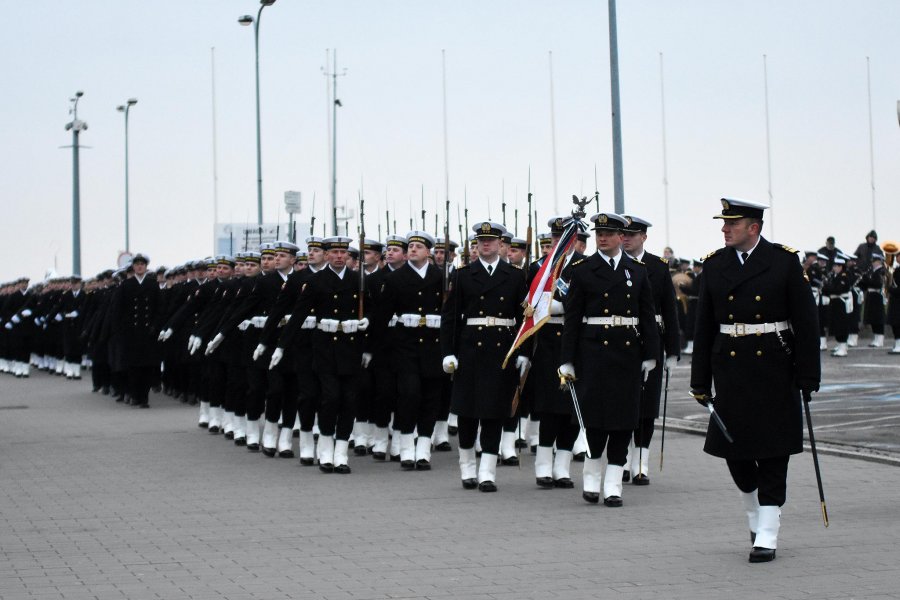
[
  {"x1": 559, "y1": 212, "x2": 659, "y2": 507},
  {"x1": 690, "y1": 198, "x2": 820, "y2": 563},
  {"x1": 115, "y1": 254, "x2": 163, "y2": 408},
  {"x1": 621, "y1": 215, "x2": 681, "y2": 485},
  {"x1": 440, "y1": 221, "x2": 529, "y2": 492}
]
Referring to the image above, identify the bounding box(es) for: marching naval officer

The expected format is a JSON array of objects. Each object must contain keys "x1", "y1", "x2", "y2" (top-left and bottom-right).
[{"x1": 690, "y1": 198, "x2": 820, "y2": 563}]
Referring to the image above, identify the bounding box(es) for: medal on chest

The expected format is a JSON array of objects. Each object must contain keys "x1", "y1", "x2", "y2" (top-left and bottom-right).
[{"x1": 625, "y1": 269, "x2": 633, "y2": 287}]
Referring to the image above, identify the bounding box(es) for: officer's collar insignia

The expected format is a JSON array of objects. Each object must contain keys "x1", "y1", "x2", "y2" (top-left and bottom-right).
[
  {"x1": 598, "y1": 214, "x2": 608, "y2": 224},
  {"x1": 481, "y1": 223, "x2": 491, "y2": 233},
  {"x1": 721, "y1": 199, "x2": 730, "y2": 211}
]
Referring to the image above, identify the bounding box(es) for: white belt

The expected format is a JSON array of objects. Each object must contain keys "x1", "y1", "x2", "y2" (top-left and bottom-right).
[
  {"x1": 583, "y1": 316, "x2": 639, "y2": 326},
  {"x1": 867, "y1": 288, "x2": 883, "y2": 293},
  {"x1": 655, "y1": 315, "x2": 663, "y2": 325},
  {"x1": 829, "y1": 293, "x2": 851, "y2": 299},
  {"x1": 251, "y1": 316, "x2": 267, "y2": 328},
  {"x1": 545, "y1": 316, "x2": 564, "y2": 325},
  {"x1": 719, "y1": 321, "x2": 790, "y2": 337},
  {"x1": 466, "y1": 317, "x2": 515, "y2": 327}
]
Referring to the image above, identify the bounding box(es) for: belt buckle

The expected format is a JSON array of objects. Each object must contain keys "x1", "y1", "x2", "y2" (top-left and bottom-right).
[
  {"x1": 486, "y1": 316, "x2": 496, "y2": 327},
  {"x1": 734, "y1": 323, "x2": 746, "y2": 337},
  {"x1": 418, "y1": 316, "x2": 427, "y2": 327},
  {"x1": 612, "y1": 315, "x2": 623, "y2": 327}
]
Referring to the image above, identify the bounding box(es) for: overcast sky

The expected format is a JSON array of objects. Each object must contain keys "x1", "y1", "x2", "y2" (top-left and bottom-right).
[{"x1": 3, "y1": 0, "x2": 900, "y2": 280}]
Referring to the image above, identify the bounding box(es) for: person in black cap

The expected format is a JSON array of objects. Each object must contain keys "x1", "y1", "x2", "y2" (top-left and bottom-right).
[
  {"x1": 115, "y1": 253, "x2": 163, "y2": 408},
  {"x1": 441, "y1": 221, "x2": 529, "y2": 492},
  {"x1": 559, "y1": 212, "x2": 659, "y2": 507},
  {"x1": 621, "y1": 215, "x2": 681, "y2": 485},
  {"x1": 56, "y1": 275, "x2": 86, "y2": 380},
  {"x1": 353, "y1": 238, "x2": 386, "y2": 455},
  {"x1": 854, "y1": 230, "x2": 879, "y2": 271},
  {"x1": 430, "y1": 237, "x2": 458, "y2": 450},
  {"x1": 690, "y1": 197, "x2": 820, "y2": 563},
  {"x1": 860, "y1": 251, "x2": 887, "y2": 348},
  {"x1": 822, "y1": 256, "x2": 852, "y2": 357}
]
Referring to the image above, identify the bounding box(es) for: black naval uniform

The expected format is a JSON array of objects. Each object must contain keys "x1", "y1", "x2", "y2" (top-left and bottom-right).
[
  {"x1": 691, "y1": 237, "x2": 820, "y2": 561},
  {"x1": 860, "y1": 266, "x2": 886, "y2": 336},
  {"x1": 887, "y1": 265, "x2": 900, "y2": 348},
  {"x1": 115, "y1": 273, "x2": 163, "y2": 407},
  {"x1": 822, "y1": 267, "x2": 852, "y2": 345},
  {"x1": 560, "y1": 252, "x2": 659, "y2": 488}
]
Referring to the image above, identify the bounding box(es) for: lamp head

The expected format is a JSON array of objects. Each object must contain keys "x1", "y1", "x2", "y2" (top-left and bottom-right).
[
  {"x1": 117, "y1": 105, "x2": 125, "y2": 112},
  {"x1": 127, "y1": 98, "x2": 138, "y2": 106},
  {"x1": 261, "y1": 0, "x2": 276, "y2": 5},
  {"x1": 238, "y1": 14, "x2": 253, "y2": 25},
  {"x1": 75, "y1": 91, "x2": 84, "y2": 98}
]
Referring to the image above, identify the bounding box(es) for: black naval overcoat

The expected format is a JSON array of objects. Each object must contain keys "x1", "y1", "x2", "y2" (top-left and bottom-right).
[
  {"x1": 526, "y1": 252, "x2": 583, "y2": 416},
  {"x1": 888, "y1": 266, "x2": 900, "y2": 327},
  {"x1": 277, "y1": 266, "x2": 369, "y2": 377},
  {"x1": 690, "y1": 238, "x2": 820, "y2": 460},
  {"x1": 115, "y1": 275, "x2": 163, "y2": 367},
  {"x1": 638, "y1": 251, "x2": 682, "y2": 419},
  {"x1": 375, "y1": 262, "x2": 445, "y2": 378},
  {"x1": 261, "y1": 267, "x2": 317, "y2": 370},
  {"x1": 440, "y1": 259, "x2": 527, "y2": 420},
  {"x1": 560, "y1": 253, "x2": 659, "y2": 431}
]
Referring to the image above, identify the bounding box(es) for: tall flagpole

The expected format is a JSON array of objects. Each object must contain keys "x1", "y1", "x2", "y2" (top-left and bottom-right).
[
  {"x1": 659, "y1": 52, "x2": 670, "y2": 247},
  {"x1": 763, "y1": 54, "x2": 775, "y2": 240},
  {"x1": 549, "y1": 50, "x2": 560, "y2": 214},
  {"x1": 211, "y1": 47, "x2": 219, "y2": 248},
  {"x1": 442, "y1": 50, "x2": 450, "y2": 231},
  {"x1": 866, "y1": 56, "x2": 877, "y2": 229},
  {"x1": 608, "y1": 0, "x2": 625, "y2": 214}
]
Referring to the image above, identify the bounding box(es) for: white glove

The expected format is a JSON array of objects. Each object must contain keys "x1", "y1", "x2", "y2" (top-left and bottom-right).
[
  {"x1": 188, "y1": 336, "x2": 202, "y2": 355},
  {"x1": 549, "y1": 299, "x2": 565, "y2": 315},
  {"x1": 361, "y1": 352, "x2": 373, "y2": 368},
  {"x1": 252, "y1": 344, "x2": 266, "y2": 361},
  {"x1": 558, "y1": 362, "x2": 576, "y2": 381},
  {"x1": 425, "y1": 314, "x2": 441, "y2": 328},
  {"x1": 54, "y1": 314, "x2": 63, "y2": 323},
  {"x1": 401, "y1": 313, "x2": 420, "y2": 327},
  {"x1": 238, "y1": 320, "x2": 251, "y2": 331},
  {"x1": 34, "y1": 318, "x2": 42, "y2": 326},
  {"x1": 340, "y1": 319, "x2": 359, "y2": 333},
  {"x1": 302, "y1": 316, "x2": 317, "y2": 329},
  {"x1": 388, "y1": 314, "x2": 399, "y2": 327},
  {"x1": 21, "y1": 309, "x2": 32, "y2": 317},
  {"x1": 641, "y1": 359, "x2": 657, "y2": 382},
  {"x1": 515, "y1": 355, "x2": 531, "y2": 377},
  {"x1": 205, "y1": 333, "x2": 224, "y2": 355},
  {"x1": 269, "y1": 347, "x2": 284, "y2": 370},
  {"x1": 442, "y1": 355, "x2": 458, "y2": 374},
  {"x1": 3, "y1": 322, "x2": 11, "y2": 330},
  {"x1": 160, "y1": 328, "x2": 173, "y2": 342},
  {"x1": 665, "y1": 355, "x2": 678, "y2": 371},
  {"x1": 65, "y1": 311, "x2": 78, "y2": 319},
  {"x1": 358, "y1": 317, "x2": 369, "y2": 331},
  {"x1": 319, "y1": 319, "x2": 339, "y2": 333},
  {"x1": 12, "y1": 315, "x2": 21, "y2": 324}
]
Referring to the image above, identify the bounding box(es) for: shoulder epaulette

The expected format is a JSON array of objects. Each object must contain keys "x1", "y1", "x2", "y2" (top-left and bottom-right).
[
  {"x1": 457, "y1": 263, "x2": 469, "y2": 270},
  {"x1": 631, "y1": 257, "x2": 645, "y2": 265},
  {"x1": 570, "y1": 258, "x2": 585, "y2": 267},
  {"x1": 660, "y1": 257, "x2": 669, "y2": 265},
  {"x1": 703, "y1": 248, "x2": 726, "y2": 261},
  {"x1": 510, "y1": 263, "x2": 522, "y2": 269},
  {"x1": 774, "y1": 243, "x2": 799, "y2": 254}
]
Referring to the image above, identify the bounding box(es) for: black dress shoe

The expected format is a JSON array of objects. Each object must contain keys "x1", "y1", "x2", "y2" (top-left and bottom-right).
[
  {"x1": 198, "y1": 422, "x2": 208, "y2": 428},
  {"x1": 247, "y1": 443, "x2": 260, "y2": 452},
  {"x1": 435, "y1": 441, "x2": 452, "y2": 452},
  {"x1": 530, "y1": 445, "x2": 537, "y2": 454},
  {"x1": 515, "y1": 438, "x2": 528, "y2": 449},
  {"x1": 632, "y1": 474, "x2": 649, "y2": 486},
  {"x1": 92, "y1": 386, "x2": 100, "y2": 393},
  {"x1": 353, "y1": 445, "x2": 367, "y2": 456},
  {"x1": 389, "y1": 454, "x2": 401, "y2": 462},
  {"x1": 262, "y1": 447, "x2": 276, "y2": 458},
  {"x1": 536, "y1": 476, "x2": 555, "y2": 489},
  {"x1": 553, "y1": 477, "x2": 574, "y2": 489},
  {"x1": 400, "y1": 460, "x2": 415, "y2": 471},
  {"x1": 415, "y1": 459, "x2": 431, "y2": 470},
  {"x1": 372, "y1": 451, "x2": 386, "y2": 461},
  {"x1": 500, "y1": 455, "x2": 519, "y2": 466},
  {"x1": 224, "y1": 431, "x2": 235, "y2": 440},
  {"x1": 208, "y1": 426, "x2": 220, "y2": 434},
  {"x1": 749, "y1": 547, "x2": 776, "y2": 563},
  {"x1": 334, "y1": 464, "x2": 351, "y2": 474},
  {"x1": 366, "y1": 446, "x2": 374, "y2": 455},
  {"x1": 299, "y1": 457, "x2": 315, "y2": 466},
  {"x1": 293, "y1": 429, "x2": 300, "y2": 438},
  {"x1": 582, "y1": 491, "x2": 600, "y2": 504},
  {"x1": 573, "y1": 452, "x2": 586, "y2": 463},
  {"x1": 604, "y1": 495, "x2": 623, "y2": 507},
  {"x1": 348, "y1": 439, "x2": 355, "y2": 448},
  {"x1": 448, "y1": 425, "x2": 458, "y2": 436},
  {"x1": 278, "y1": 449, "x2": 295, "y2": 458},
  {"x1": 462, "y1": 478, "x2": 478, "y2": 489},
  {"x1": 234, "y1": 437, "x2": 247, "y2": 447},
  {"x1": 478, "y1": 480, "x2": 497, "y2": 492},
  {"x1": 622, "y1": 470, "x2": 631, "y2": 483},
  {"x1": 101, "y1": 387, "x2": 110, "y2": 395},
  {"x1": 319, "y1": 463, "x2": 334, "y2": 473}
]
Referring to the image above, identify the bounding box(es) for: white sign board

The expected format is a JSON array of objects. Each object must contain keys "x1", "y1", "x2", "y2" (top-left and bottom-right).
[{"x1": 284, "y1": 191, "x2": 301, "y2": 213}]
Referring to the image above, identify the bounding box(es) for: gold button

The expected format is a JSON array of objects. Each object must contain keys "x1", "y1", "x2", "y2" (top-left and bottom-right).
[
  {"x1": 333, "y1": 294, "x2": 338, "y2": 299},
  {"x1": 728, "y1": 314, "x2": 733, "y2": 320},
  {"x1": 477, "y1": 342, "x2": 482, "y2": 347},
  {"x1": 755, "y1": 296, "x2": 761, "y2": 301},
  {"x1": 418, "y1": 291, "x2": 422, "y2": 296},
  {"x1": 626, "y1": 294, "x2": 631, "y2": 299},
  {"x1": 498, "y1": 312, "x2": 503, "y2": 316},
  {"x1": 556, "y1": 331, "x2": 561, "y2": 337},
  {"x1": 353, "y1": 294, "x2": 358, "y2": 299},
  {"x1": 626, "y1": 310, "x2": 631, "y2": 315},
  {"x1": 625, "y1": 341, "x2": 631, "y2": 346},
  {"x1": 755, "y1": 314, "x2": 761, "y2": 319},
  {"x1": 728, "y1": 295, "x2": 734, "y2": 301},
  {"x1": 334, "y1": 309, "x2": 339, "y2": 314},
  {"x1": 496, "y1": 343, "x2": 501, "y2": 347},
  {"x1": 333, "y1": 336, "x2": 338, "y2": 341},
  {"x1": 604, "y1": 293, "x2": 609, "y2": 298},
  {"x1": 418, "y1": 307, "x2": 422, "y2": 311},
  {"x1": 479, "y1": 311, "x2": 484, "y2": 315},
  {"x1": 756, "y1": 350, "x2": 762, "y2": 356},
  {"x1": 603, "y1": 340, "x2": 609, "y2": 346},
  {"x1": 604, "y1": 309, "x2": 609, "y2": 314},
  {"x1": 604, "y1": 325, "x2": 610, "y2": 330},
  {"x1": 350, "y1": 335, "x2": 354, "y2": 341},
  {"x1": 756, "y1": 332, "x2": 762, "y2": 337},
  {"x1": 419, "y1": 338, "x2": 423, "y2": 343},
  {"x1": 730, "y1": 351, "x2": 736, "y2": 357},
  {"x1": 480, "y1": 296, "x2": 484, "y2": 300},
  {"x1": 478, "y1": 326, "x2": 483, "y2": 331}
]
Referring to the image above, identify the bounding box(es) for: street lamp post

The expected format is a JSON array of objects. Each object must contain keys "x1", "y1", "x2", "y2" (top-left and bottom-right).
[
  {"x1": 239, "y1": 0, "x2": 276, "y2": 226},
  {"x1": 117, "y1": 98, "x2": 138, "y2": 252},
  {"x1": 64, "y1": 91, "x2": 87, "y2": 276}
]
